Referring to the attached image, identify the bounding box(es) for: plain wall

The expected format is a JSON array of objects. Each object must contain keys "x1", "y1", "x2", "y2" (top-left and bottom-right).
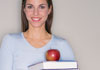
[{"x1": 0, "y1": 0, "x2": 100, "y2": 70}]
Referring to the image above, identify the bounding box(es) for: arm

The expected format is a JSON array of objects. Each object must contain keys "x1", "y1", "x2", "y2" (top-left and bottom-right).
[{"x1": 0, "y1": 35, "x2": 13, "y2": 70}]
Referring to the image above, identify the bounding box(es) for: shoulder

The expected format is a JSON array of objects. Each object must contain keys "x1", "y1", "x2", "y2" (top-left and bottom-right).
[
  {"x1": 1, "y1": 32, "x2": 22, "y2": 47},
  {"x1": 53, "y1": 34, "x2": 68, "y2": 44},
  {"x1": 52, "y1": 34, "x2": 71, "y2": 49},
  {"x1": 0, "y1": 32, "x2": 22, "y2": 51},
  {"x1": 7, "y1": 32, "x2": 22, "y2": 39},
  {"x1": 3, "y1": 32, "x2": 22, "y2": 41}
]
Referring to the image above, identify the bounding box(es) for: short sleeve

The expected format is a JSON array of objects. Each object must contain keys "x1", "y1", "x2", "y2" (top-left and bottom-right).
[{"x1": 0, "y1": 34, "x2": 13, "y2": 70}]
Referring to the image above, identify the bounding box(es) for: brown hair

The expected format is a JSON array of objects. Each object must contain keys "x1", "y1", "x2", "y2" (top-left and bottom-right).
[{"x1": 21, "y1": 0, "x2": 53, "y2": 34}]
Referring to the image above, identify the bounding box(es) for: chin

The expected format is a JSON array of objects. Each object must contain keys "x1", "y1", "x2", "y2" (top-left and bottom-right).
[{"x1": 30, "y1": 22, "x2": 45, "y2": 28}]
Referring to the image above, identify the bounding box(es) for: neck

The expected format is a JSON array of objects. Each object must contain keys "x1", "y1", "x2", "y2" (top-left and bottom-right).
[{"x1": 24, "y1": 23, "x2": 50, "y2": 39}]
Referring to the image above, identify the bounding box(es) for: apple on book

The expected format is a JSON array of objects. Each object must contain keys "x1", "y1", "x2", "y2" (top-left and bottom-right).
[{"x1": 46, "y1": 49, "x2": 60, "y2": 61}]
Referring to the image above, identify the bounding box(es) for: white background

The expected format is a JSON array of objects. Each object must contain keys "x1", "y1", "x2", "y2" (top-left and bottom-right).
[{"x1": 0, "y1": 0, "x2": 100, "y2": 70}]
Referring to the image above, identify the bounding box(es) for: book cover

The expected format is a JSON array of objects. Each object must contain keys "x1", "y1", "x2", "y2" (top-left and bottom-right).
[{"x1": 28, "y1": 61, "x2": 78, "y2": 70}]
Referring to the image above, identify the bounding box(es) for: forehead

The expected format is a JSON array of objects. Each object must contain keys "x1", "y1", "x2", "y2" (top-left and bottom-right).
[{"x1": 26, "y1": 0, "x2": 47, "y2": 5}]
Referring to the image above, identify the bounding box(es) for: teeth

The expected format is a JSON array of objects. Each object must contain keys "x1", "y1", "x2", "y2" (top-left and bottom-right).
[
  {"x1": 32, "y1": 18, "x2": 40, "y2": 21},
  {"x1": 33, "y1": 19, "x2": 39, "y2": 20}
]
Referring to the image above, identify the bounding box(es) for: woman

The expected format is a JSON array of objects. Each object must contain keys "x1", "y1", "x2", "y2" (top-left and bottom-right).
[{"x1": 0, "y1": 0, "x2": 75, "y2": 70}]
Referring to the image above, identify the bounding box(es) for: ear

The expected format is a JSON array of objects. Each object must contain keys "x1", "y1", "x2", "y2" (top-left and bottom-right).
[
  {"x1": 23, "y1": 8, "x2": 26, "y2": 13},
  {"x1": 48, "y1": 5, "x2": 52, "y2": 15}
]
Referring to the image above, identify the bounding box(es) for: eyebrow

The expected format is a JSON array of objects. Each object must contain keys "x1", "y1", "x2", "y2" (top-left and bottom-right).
[
  {"x1": 39, "y1": 4, "x2": 47, "y2": 6},
  {"x1": 26, "y1": 4, "x2": 33, "y2": 6},
  {"x1": 26, "y1": 4, "x2": 47, "y2": 6}
]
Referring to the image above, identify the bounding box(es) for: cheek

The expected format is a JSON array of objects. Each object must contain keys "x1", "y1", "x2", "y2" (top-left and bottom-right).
[
  {"x1": 40, "y1": 9, "x2": 48, "y2": 16},
  {"x1": 25, "y1": 11, "x2": 32, "y2": 18},
  {"x1": 40, "y1": 10, "x2": 49, "y2": 18}
]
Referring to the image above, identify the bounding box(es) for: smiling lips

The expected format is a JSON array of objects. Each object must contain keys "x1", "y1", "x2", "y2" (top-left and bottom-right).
[{"x1": 31, "y1": 17, "x2": 41, "y2": 22}]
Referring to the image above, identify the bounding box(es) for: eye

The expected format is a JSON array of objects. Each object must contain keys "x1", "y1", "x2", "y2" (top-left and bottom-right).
[
  {"x1": 27, "y1": 5, "x2": 33, "y2": 9},
  {"x1": 40, "y1": 5, "x2": 46, "y2": 9}
]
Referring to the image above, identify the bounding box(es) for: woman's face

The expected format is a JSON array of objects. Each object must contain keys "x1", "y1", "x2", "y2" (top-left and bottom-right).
[{"x1": 24, "y1": 0, "x2": 51, "y2": 28}]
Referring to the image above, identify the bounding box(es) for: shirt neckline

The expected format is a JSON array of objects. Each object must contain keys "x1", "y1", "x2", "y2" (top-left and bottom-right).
[{"x1": 21, "y1": 32, "x2": 54, "y2": 49}]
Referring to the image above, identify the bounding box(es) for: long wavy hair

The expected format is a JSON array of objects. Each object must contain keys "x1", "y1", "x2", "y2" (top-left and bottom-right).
[{"x1": 21, "y1": 0, "x2": 53, "y2": 34}]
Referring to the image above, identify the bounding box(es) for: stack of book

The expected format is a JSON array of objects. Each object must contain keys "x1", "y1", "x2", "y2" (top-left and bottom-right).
[{"x1": 28, "y1": 60, "x2": 79, "y2": 70}]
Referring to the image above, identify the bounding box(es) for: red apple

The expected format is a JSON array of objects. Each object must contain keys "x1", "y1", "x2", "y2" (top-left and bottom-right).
[{"x1": 46, "y1": 49, "x2": 60, "y2": 61}]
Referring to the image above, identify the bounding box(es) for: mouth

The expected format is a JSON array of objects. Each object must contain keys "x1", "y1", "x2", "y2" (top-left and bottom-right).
[{"x1": 31, "y1": 17, "x2": 41, "y2": 22}]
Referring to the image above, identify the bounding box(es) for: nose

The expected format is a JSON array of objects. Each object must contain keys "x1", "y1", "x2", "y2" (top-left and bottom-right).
[{"x1": 34, "y1": 8, "x2": 39, "y2": 16}]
